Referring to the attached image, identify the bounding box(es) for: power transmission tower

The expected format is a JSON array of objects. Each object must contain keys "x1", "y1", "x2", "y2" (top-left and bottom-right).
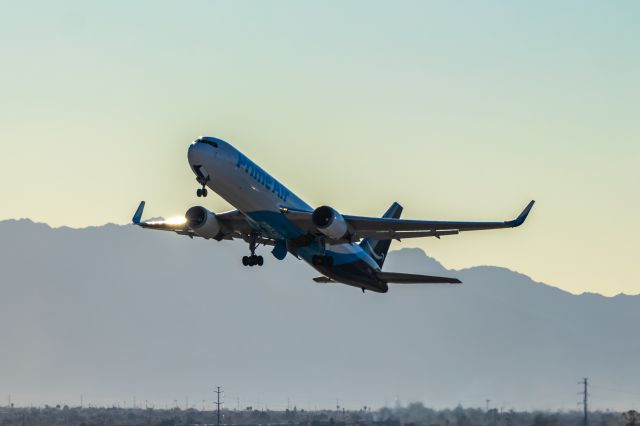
[
  {"x1": 214, "y1": 386, "x2": 223, "y2": 426},
  {"x1": 579, "y1": 378, "x2": 589, "y2": 426}
]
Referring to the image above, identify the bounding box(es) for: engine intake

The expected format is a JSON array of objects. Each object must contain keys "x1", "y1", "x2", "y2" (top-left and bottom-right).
[
  {"x1": 312, "y1": 206, "x2": 349, "y2": 240},
  {"x1": 185, "y1": 206, "x2": 222, "y2": 239}
]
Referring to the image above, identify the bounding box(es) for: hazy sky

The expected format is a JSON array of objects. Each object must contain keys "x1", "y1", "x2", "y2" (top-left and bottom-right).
[{"x1": 1, "y1": 1, "x2": 638, "y2": 296}]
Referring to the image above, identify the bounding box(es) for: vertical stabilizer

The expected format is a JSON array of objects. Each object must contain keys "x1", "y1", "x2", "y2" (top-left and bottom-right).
[{"x1": 359, "y1": 202, "x2": 403, "y2": 268}]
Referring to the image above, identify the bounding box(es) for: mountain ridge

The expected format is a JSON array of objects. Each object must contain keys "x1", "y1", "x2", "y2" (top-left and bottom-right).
[
  {"x1": 0, "y1": 219, "x2": 638, "y2": 410},
  {"x1": 2, "y1": 218, "x2": 636, "y2": 298}
]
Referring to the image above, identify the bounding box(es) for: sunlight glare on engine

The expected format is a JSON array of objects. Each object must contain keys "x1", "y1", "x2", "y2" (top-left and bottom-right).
[{"x1": 165, "y1": 216, "x2": 186, "y2": 225}]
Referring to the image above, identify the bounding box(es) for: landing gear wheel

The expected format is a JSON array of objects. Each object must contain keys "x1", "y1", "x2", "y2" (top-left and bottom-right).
[
  {"x1": 241, "y1": 254, "x2": 264, "y2": 267},
  {"x1": 196, "y1": 188, "x2": 203, "y2": 197},
  {"x1": 241, "y1": 233, "x2": 263, "y2": 267},
  {"x1": 201, "y1": 188, "x2": 208, "y2": 197}
]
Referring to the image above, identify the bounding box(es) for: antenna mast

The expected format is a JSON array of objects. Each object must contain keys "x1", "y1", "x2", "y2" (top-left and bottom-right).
[{"x1": 214, "y1": 386, "x2": 223, "y2": 426}]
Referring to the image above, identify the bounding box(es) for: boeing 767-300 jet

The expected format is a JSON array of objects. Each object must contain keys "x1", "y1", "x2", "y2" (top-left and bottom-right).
[{"x1": 132, "y1": 136, "x2": 534, "y2": 293}]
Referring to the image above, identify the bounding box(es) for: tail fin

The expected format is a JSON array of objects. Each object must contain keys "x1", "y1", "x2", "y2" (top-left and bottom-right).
[
  {"x1": 359, "y1": 202, "x2": 403, "y2": 268},
  {"x1": 132, "y1": 201, "x2": 145, "y2": 224}
]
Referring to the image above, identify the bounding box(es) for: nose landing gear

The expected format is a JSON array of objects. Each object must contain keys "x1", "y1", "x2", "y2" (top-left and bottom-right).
[
  {"x1": 196, "y1": 175, "x2": 210, "y2": 197},
  {"x1": 242, "y1": 233, "x2": 264, "y2": 267}
]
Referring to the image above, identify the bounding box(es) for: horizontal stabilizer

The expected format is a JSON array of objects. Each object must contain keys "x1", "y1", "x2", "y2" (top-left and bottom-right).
[
  {"x1": 376, "y1": 271, "x2": 461, "y2": 284},
  {"x1": 312, "y1": 276, "x2": 334, "y2": 283}
]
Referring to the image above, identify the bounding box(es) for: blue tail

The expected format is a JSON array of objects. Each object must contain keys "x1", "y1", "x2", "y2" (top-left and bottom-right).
[{"x1": 359, "y1": 202, "x2": 403, "y2": 268}]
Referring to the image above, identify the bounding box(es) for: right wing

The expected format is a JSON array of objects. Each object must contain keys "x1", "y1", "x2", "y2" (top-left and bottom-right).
[
  {"x1": 132, "y1": 201, "x2": 198, "y2": 237},
  {"x1": 131, "y1": 201, "x2": 273, "y2": 244}
]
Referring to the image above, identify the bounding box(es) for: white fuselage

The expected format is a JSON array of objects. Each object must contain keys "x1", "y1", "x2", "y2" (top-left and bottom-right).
[{"x1": 186, "y1": 137, "x2": 385, "y2": 291}]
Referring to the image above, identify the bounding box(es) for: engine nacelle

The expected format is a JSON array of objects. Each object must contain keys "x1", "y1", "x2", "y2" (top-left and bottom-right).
[
  {"x1": 185, "y1": 206, "x2": 222, "y2": 239},
  {"x1": 312, "y1": 205, "x2": 349, "y2": 240}
]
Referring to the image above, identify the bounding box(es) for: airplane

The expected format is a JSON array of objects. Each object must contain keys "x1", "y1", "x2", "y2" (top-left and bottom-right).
[{"x1": 132, "y1": 136, "x2": 534, "y2": 293}]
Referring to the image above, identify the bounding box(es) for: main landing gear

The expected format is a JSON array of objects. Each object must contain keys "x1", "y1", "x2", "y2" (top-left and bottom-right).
[
  {"x1": 242, "y1": 233, "x2": 264, "y2": 267},
  {"x1": 242, "y1": 255, "x2": 263, "y2": 267}
]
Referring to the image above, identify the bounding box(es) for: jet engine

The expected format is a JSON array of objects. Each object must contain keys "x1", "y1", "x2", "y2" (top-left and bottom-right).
[
  {"x1": 312, "y1": 205, "x2": 349, "y2": 240},
  {"x1": 185, "y1": 206, "x2": 222, "y2": 239}
]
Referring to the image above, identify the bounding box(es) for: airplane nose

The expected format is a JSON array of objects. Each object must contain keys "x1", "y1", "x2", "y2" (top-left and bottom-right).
[{"x1": 187, "y1": 141, "x2": 207, "y2": 166}]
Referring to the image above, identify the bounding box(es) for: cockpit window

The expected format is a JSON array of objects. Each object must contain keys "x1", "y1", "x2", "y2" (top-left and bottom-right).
[{"x1": 199, "y1": 139, "x2": 218, "y2": 148}]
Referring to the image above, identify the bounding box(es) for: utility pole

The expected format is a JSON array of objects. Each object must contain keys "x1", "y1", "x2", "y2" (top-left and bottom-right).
[
  {"x1": 214, "y1": 386, "x2": 223, "y2": 426},
  {"x1": 579, "y1": 378, "x2": 589, "y2": 426}
]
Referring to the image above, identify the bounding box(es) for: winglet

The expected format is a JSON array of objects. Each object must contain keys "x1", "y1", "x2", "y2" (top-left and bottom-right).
[
  {"x1": 132, "y1": 201, "x2": 145, "y2": 224},
  {"x1": 508, "y1": 200, "x2": 535, "y2": 227}
]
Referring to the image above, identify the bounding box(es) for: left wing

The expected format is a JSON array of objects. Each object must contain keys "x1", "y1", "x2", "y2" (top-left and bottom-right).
[{"x1": 345, "y1": 200, "x2": 535, "y2": 240}]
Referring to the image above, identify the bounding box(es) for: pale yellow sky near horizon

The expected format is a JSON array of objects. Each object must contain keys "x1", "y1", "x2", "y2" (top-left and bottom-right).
[{"x1": 0, "y1": 1, "x2": 638, "y2": 296}]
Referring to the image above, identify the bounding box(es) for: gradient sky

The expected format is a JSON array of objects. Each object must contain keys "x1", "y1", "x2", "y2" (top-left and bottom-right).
[{"x1": 1, "y1": 1, "x2": 638, "y2": 296}]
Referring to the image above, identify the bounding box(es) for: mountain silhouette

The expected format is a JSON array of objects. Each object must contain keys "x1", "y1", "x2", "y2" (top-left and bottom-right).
[{"x1": 0, "y1": 219, "x2": 638, "y2": 411}]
